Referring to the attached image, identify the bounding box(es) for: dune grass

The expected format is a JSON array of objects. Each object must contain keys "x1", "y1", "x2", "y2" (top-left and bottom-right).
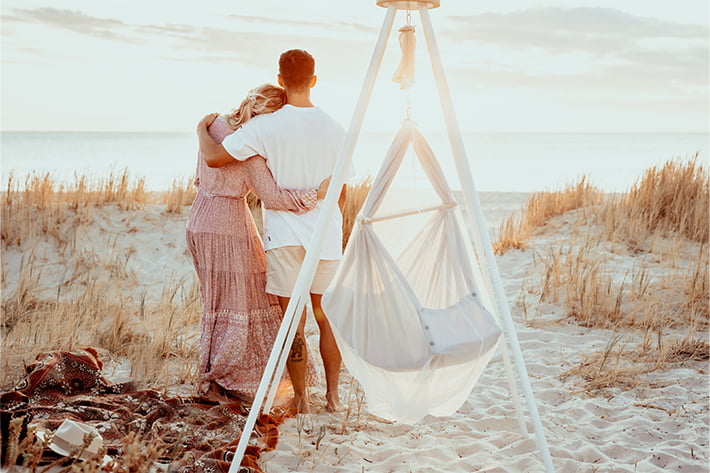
[
  {"x1": 1, "y1": 159, "x2": 706, "y2": 397},
  {"x1": 496, "y1": 157, "x2": 708, "y2": 255},
  {"x1": 505, "y1": 156, "x2": 709, "y2": 393},
  {"x1": 1, "y1": 252, "x2": 201, "y2": 390},
  {"x1": 493, "y1": 177, "x2": 602, "y2": 254},
  {"x1": 162, "y1": 176, "x2": 198, "y2": 214},
  {"x1": 340, "y1": 177, "x2": 371, "y2": 250},
  {"x1": 0, "y1": 172, "x2": 371, "y2": 391},
  {"x1": 1, "y1": 172, "x2": 195, "y2": 390},
  {"x1": 0, "y1": 158, "x2": 706, "y2": 468},
  {"x1": 2, "y1": 170, "x2": 151, "y2": 247},
  {"x1": 562, "y1": 331, "x2": 709, "y2": 393},
  {"x1": 599, "y1": 155, "x2": 708, "y2": 248}
]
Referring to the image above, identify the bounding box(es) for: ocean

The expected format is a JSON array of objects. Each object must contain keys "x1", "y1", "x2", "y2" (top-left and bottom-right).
[{"x1": 1, "y1": 131, "x2": 707, "y2": 193}]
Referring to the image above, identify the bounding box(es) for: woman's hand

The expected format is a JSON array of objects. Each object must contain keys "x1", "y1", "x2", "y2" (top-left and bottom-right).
[
  {"x1": 317, "y1": 176, "x2": 332, "y2": 200},
  {"x1": 197, "y1": 113, "x2": 219, "y2": 131}
]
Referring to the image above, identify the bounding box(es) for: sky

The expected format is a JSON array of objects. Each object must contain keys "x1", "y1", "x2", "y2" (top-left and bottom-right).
[{"x1": 1, "y1": 0, "x2": 708, "y2": 133}]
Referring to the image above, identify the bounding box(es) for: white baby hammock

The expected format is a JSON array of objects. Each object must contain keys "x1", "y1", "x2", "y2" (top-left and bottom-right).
[{"x1": 322, "y1": 120, "x2": 502, "y2": 424}]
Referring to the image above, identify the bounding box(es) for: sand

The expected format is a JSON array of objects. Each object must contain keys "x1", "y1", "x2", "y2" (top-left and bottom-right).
[{"x1": 2, "y1": 192, "x2": 708, "y2": 473}]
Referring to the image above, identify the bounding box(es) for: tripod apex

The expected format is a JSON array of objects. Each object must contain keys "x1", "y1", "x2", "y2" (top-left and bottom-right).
[{"x1": 376, "y1": 0, "x2": 440, "y2": 10}]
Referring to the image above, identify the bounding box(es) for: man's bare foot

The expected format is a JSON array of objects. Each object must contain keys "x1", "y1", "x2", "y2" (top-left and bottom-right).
[{"x1": 325, "y1": 391, "x2": 340, "y2": 412}]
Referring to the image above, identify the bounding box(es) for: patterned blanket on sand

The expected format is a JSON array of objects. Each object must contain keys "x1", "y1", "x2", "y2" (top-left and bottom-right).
[{"x1": 0, "y1": 347, "x2": 286, "y2": 472}]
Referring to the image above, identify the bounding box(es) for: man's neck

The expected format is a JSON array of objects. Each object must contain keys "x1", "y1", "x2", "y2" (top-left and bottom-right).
[{"x1": 285, "y1": 89, "x2": 315, "y2": 108}]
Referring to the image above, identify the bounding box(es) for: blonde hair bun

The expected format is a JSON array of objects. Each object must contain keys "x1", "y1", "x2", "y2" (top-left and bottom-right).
[{"x1": 226, "y1": 84, "x2": 287, "y2": 130}]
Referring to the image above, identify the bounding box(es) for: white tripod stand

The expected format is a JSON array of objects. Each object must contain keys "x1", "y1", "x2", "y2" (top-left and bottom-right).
[{"x1": 228, "y1": 2, "x2": 557, "y2": 472}]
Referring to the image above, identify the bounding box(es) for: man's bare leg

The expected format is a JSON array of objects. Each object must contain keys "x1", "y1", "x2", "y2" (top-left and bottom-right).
[
  {"x1": 278, "y1": 296, "x2": 310, "y2": 413},
  {"x1": 310, "y1": 293, "x2": 342, "y2": 412}
]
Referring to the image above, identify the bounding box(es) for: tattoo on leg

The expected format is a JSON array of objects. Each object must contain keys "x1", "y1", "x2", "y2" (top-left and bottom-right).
[{"x1": 290, "y1": 332, "x2": 305, "y2": 362}]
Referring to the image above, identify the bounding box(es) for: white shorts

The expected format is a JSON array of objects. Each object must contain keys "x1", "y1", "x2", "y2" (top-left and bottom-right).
[{"x1": 265, "y1": 246, "x2": 340, "y2": 297}]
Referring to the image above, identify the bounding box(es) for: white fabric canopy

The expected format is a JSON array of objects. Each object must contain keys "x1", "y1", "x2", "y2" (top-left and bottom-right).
[{"x1": 322, "y1": 120, "x2": 502, "y2": 423}]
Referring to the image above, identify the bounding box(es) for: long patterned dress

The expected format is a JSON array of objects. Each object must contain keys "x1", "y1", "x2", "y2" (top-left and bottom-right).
[{"x1": 186, "y1": 116, "x2": 318, "y2": 399}]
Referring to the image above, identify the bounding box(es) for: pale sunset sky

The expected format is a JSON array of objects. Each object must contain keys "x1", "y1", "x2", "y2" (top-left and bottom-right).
[{"x1": 1, "y1": 0, "x2": 708, "y2": 133}]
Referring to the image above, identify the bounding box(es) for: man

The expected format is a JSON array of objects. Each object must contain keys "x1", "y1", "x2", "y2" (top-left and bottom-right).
[{"x1": 197, "y1": 49, "x2": 349, "y2": 413}]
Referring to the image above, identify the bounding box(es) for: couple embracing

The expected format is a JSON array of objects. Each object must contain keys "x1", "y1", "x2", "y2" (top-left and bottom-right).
[{"x1": 186, "y1": 49, "x2": 352, "y2": 413}]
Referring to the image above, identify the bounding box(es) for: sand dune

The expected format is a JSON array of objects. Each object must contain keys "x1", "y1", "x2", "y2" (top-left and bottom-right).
[
  {"x1": 2, "y1": 191, "x2": 707, "y2": 472},
  {"x1": 267, "y1": 222, "x2": 708, "y2": 472}
]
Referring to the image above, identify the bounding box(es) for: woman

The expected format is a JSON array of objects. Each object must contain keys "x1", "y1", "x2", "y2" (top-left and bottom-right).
[{"x1": 187, "y1": 84, "x2": 322, "y2": 402}]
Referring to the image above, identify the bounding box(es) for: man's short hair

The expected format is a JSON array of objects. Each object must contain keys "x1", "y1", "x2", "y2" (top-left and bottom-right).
[{"x1": 279, "y1": 49, "x2": 315, "y2": 90}]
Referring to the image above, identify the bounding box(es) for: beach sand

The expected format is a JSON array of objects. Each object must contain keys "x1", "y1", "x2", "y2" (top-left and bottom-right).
[
  {"x1": 2, "y1": 192, "x2": 707, "y2": 472},
  {"x1": 265, "y1": 192, "x2": 709, "y2": 473}
]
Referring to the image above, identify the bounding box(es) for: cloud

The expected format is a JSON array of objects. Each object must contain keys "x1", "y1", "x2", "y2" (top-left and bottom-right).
[
  {"x1": 8, "y1": 7, "x2": 134, "y2": 42},
  {"x1": 442, "y1": 7, "x2": 708, "y2": 95},
  {"x1": 2, "y1": 49, "x2": 49, "y2": 65},
  {"x1": 450, "y1": 61, "x2": 708, "y2": 98},
  {"x1": 12, "y1": 5, "x2": 703, "y2": 99},
  {"x1": 6, "y1": 8, "x2": 375, "y2": 48},
  {"x1": 450, "y1": 43, "x2": 709, "y2": 92},
  {"x1": 616, "y1": 45, "x2": 709, "y2": 74},
  {"x1": 5, "y1": 8, "x2": 373, "y2": 72},
  {"x1": 444, "y1": 7, "x2": 708, "y2": 54},
  {"x1": 133, "y1": 22, "x2": 373, "y2": 75},
  {"x1": 225, "y1": 14, "x2": 378, "y2": 35}
]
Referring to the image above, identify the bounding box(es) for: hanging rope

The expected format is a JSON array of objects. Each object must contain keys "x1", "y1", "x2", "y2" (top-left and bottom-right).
[{"x1": 392, "y1": 16, "x2": 416, "y2": 90}]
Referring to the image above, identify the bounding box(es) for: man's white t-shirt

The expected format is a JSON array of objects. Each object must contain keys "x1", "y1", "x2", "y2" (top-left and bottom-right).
[{"x1": 221, "y1": 104, "x2": 351, "y2": 260}]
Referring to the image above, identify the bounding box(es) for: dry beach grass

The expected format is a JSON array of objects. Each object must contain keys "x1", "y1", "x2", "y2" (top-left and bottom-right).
[
  {"x1": 497, "y1": 157, "x2": 709, "y2": 394},
  {"x1": 0, "y1": 173, "x2": 372, "y2": 390},
  {"x1": 1, "y1": 158, "x2": 708, "y2": 472}
]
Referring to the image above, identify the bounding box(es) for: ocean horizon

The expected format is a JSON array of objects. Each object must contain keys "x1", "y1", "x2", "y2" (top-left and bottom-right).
[{"x1": 2, "y1": 131, "x2": 707, "y2": 193}]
